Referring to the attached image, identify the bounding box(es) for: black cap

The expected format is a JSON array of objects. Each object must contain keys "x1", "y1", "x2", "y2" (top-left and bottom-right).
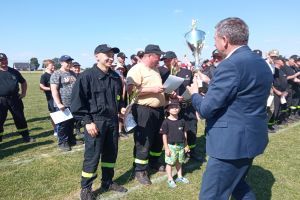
[
  {"x1": 72, "y1": 62, "x2": 81, "y2": 67},
  {"x1": 274, "y1": 55, "x2": 287, "y2": 62},
  {"x1": 0, "y1": 53, "x2": 7, "y2": 60},
  {"x1": 289, "y1": 55, "x2": 299, "y2": 61},
  {"x1": 253, "y1": 49, "x2": 262, "y2": 57},
  {"x1": 160, "y1": 51, "x2": 177, "y2": 61},
  {"x1": 212, "y1": 49, "x2": 222, "y2": 58},
  {"x1": 144, "y1": 44, "x2": 165, "y2": 55},
  {"x1": 137, "y1": 50, "x2": 144, "y2": 58},
  {"x1": 130, "y1": 54, "x2": 136, "y2": 60},
  {"x1": 117, "y1": 52, "x2": 127, "y2": 58},
  {"x1": 59, "y1": 55, "x2": 74, "y2": 62},
  {"x1": 94, "y1": 44, "x2": 120, "y2": 54}
]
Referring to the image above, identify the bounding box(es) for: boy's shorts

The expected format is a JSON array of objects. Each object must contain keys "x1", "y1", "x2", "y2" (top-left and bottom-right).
[{"x1": 165, "y1": 143, "x2": 185, "y2": 165}]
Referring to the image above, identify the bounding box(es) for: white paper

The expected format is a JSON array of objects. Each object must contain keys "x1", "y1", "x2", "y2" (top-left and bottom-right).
[
  {"x1": 181, "y1": 89, "x2": 191, "y2": 100},
  {"x1": 196, "y1": 77, "x2": 203, "y2": 87},
  {"x1": 280, "y1": 96, "x2": 287, "y2": 104},
  {"x1": 50, "y1": 108, "x2": 73, "y2": 124},
  {"x1": 163, "y1": 75, "x2": 184, "y2": 94},
  {"x1": 124, "y1": 113, "x2": 137, "y2": 132},
  {"x1": 267, "y1": 95, "x2": 274, "y2": 107}
]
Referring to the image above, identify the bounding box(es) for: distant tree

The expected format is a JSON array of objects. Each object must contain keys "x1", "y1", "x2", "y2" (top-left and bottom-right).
[
  {"x1": 30, "y1": 57, "x2": 40, "y2": 70},
  {"x1": 52, "y1": 57, "x2": 61, "y2": 70}
]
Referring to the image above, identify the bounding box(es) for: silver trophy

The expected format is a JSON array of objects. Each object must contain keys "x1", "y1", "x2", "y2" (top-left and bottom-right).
[{"x1": 185, "y1": 19, "x2": 206, "y2": 70}]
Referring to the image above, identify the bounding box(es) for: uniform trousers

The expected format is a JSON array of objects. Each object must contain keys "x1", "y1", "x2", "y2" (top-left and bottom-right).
[
  {"x1": 81, "y1": 119, "x2": 119, "y2": 188},
  {"x1": 132, "y1": 104, "x2": 164, "y2": 171},
  {"x1": 0, "y1": 95, "x2": 29, "y2": 139}
]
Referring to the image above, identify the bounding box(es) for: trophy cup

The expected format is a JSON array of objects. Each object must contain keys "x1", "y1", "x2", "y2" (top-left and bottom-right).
[
  {"x1": 185, "y1": 19, "x2": 206, "y2": 70},
  {"x1": 185, "y1": 19, "x2": 207, "y2": 92}
]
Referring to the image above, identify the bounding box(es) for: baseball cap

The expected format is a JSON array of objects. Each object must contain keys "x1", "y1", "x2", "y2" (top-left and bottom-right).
[
  {"x1": 0, "y1": 53, "x2": 7, "y2": 60},
  {"x1": 137, "y1": 50, "x2": 144, "y2": 58},
  {"x1": 59, "y1": 55, "x2": 74, "y2": 62},
  {"x1": 144, "y1": 44, "x2": 165, "y2": 55},
  {"x1": 94, "y1": 44, "x2": 120, "y2": 54},
  {"x1": 160, "y1": 51, "x2": 177, "y2": 61},
  {"x1": 117, "y1": 52, "x2": 127, "y2": 58},
  {"x1": 253, "y1": 49, "x2": 262, "y2": 57},
  {"x1": 289, "y1": 55, "x2": 299, "y2": 61},
  {"x1": 165, "y1": 98, "x2": 180, "y2": 108},
  {"x1": 72, "y1": 62, "x2": 81, "y2": 67},
  {"x1": 273, "y1": 55, "x2": 287, "y2": 62}
]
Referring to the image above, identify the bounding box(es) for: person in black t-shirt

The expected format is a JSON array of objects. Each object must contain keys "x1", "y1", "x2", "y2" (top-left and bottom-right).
[
  {"x1": 40, "y1": 59, "x2": 57, "y2": 136},
  {"x1": 0, "y1": 53, "x2": 35, "y2": 143},
  {"x1": 160, "y1": 99, "x2": 190, "y2": 188}
]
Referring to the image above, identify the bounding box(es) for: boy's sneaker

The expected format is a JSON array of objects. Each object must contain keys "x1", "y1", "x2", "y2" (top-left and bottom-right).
[
  {"x1": 167, "y1": 180, "x2": 177, "y2": 188},
  {"x1": 175, "y1": 177, "x2": 189, "y2": 184}
]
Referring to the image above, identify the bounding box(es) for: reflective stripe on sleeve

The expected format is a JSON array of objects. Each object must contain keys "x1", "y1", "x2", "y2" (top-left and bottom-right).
[
  {"x1": 101, "y1": 162, "x2": 115, "y2": 168},
  {"x1": 149, "y1": 151, "x2": 162, "y2": 157},
  {"x1": 134, "y1": 158, "x2": 148, "y2": 164},
  {"x1": 81, "y1": 171, "x2": 97, "y2": 178}
]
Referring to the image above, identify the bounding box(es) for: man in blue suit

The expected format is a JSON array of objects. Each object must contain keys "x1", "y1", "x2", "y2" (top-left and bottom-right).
[{"x1": 187, "y1": 17, "x2": 273, "y2": 200}]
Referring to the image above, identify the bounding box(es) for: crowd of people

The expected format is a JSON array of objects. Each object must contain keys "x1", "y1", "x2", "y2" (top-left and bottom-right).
[{"x1": 1, "y1": 17, "x2": 300, "y2": 200}]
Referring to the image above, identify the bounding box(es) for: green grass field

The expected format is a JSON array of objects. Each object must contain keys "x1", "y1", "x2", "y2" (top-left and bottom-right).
[{"x1": 0, "y1": 72, "x2": 300, "y2": 200}]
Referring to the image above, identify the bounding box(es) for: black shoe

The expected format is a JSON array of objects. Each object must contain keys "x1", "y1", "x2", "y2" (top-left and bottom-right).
[
  {"x1": 23, "y1": 136, "x2": 36, "y2": 143},
  {"x1": 101, "y1": 181, "x2": 128, "y2": 193},
  {"x1": 0, "y1": 136, "x2": 2, "y2": 142},
  {"x1": 69, "y1": 140, "x2": 84, "y2": 146},
  {"x1": 58, "y1": 142, "x2": 71, "y2": 151},
  {"x1": 135, "y1": 171, "x2": 152, "y2": 185},
  {"x1": 80, "y1": 187, "x2": 95, "y2": 200},
  {"x1": 149, "y1": 162, "x2": 165, "y2": 172}
]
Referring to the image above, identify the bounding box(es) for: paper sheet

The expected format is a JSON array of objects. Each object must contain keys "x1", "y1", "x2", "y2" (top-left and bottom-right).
[
  {"x1": 163, "y1": 75, "x2": 184, "y2": 94},
  {"x1": 50, "y1": 108, "x2": 73, "y2": 124},
  {"x1": 267, "y1": 95, "x2": 274, "y2": 107},
  {"x1": 181, "y1": 89, "x2": 192, "y2": 100}
]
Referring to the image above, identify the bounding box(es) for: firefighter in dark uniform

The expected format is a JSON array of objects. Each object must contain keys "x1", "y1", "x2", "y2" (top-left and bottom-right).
[
  {"x1": 0, "y1": 53, "x2": 35, "y2": 143},
  {"x1": 71, "y1": 44, "x2": 127, "y2": 200},
  {"x1": 270, "y1": 56, "x2": 289, "y2": 127},
  {"x1": 126, "y1": 44, "x2": 165, "y2": 185}
]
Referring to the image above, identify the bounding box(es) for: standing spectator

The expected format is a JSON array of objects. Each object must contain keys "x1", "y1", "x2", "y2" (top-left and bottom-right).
[
  {"x1": 127, "y1": 54, "x2": 138, "y2": 72},
  {"x1": 70, "y1": 62, "x2": 81, "y2": 77},
  {"x1": 40, "y1": 59, "x2": 57, "y2": 136},
  {"x1": 187, "y1": 17, "x2": 273, "y2": 199},
  {"x1": 126, "y1": 44, "x2": 166, "y2": 185},
  {"x1": 50, "y1": 55, "x2": 77, "y2": 151},
  {"x1": 71, "y1": 44, "x2": 127, "y2": 200},
  {"x1": 0, "y1": 53, "x2": 35, "y2": 143}
]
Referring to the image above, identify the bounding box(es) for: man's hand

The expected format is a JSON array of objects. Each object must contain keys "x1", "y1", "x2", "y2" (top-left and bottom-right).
[
  {"x1": 197, "y1": 71, "x2": 210, "y2": 84},
  {"x1": 19, "y1": 93, "x2": 26, "y2": 99},
  {"x1": 57, "y1": 103, "x2": 65, "y2": 111},
  {"x1": 184, "y1": 146, "x2": 190, "y2": 153},
  {"x1": 152, "y1": 86, "x2": 165, "y2": 94},
  {"x1": 85, "y1": 122, "x2": 99, "y2": 137},
  {"x1": 186, "y1": 76, "x2": 199, "y2": 95}
]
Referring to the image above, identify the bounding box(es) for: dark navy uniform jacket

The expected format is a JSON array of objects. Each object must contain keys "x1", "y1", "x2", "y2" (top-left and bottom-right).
[
  {"x1": 70, "y1": 64, "x2": 123, "y2": 125},
  {"x1": 191, "y1": 46, "x2": 273, "y2": 159}
]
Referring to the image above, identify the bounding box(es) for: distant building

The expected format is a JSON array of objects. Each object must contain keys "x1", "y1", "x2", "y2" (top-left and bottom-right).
[{"x1": 13, "y1": 63, "x2": 35, "y2": 71}]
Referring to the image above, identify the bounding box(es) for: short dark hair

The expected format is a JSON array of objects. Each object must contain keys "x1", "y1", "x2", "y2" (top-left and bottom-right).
[{"x1": 215, "y1": 17, "x2": 249, "y2": 45}]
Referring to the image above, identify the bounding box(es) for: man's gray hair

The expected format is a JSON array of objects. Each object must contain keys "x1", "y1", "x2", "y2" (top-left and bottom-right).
[{"x1": 215, "y1": 17, "x2": 249, "y2": 45}]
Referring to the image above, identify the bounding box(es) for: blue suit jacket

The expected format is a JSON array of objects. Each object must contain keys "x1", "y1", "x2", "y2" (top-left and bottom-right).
[{"x1": 192, "y1": 46, "x2": 273, "y2": 159}]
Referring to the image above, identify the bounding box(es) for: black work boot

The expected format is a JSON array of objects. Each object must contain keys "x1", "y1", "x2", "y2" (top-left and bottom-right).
[
  {"x1": 101, "y1": 181, "x2": 128, "y2": 193},
  {"x1": 135, "y1": 171, "x2": 152, "y2": 185},
  {"x1": 80, "y1": 186, "x2": 95, "y2": 200}
]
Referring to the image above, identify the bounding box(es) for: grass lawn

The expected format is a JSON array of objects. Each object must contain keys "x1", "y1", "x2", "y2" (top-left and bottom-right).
[{"x1": 0, "y1": 72, "x2": 299, "y2": 200}]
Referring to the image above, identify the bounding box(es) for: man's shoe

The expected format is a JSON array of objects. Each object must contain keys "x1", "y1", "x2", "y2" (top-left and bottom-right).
[
  {"x1": 58, "y1": 142, "x2": 71, "y2": 151},
  {"x1": 80, "y1": 187, "x2": 95, "y2": 200},
  {"x1": 135, "y1": 171, "x2": 152, "y2": 185},
  {"x1": 149, "y1": 162, "x2": 165, "y2": 172},
  {"x1": 23, "y1": 136, "x2": 36, "y2": 143},
  {"x1": 0, "y1": 136, "x2": 2, "y2": 142},
  {"x1": 69, "y1": 140, "x2": 84, "y2": 146},
  {"x1": 101, "y1": 181, "x2": 128, "y2": 193}
]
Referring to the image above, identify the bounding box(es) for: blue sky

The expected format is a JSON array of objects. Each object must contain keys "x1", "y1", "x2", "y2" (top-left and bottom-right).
[{"x1": 1, "y1": 0, "x2": 299, "y2": 68}]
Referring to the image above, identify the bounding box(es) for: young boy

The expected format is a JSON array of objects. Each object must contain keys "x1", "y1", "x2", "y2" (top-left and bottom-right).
[{"x1": 160, "y1": 99, "x2": 190, "y2": 188}]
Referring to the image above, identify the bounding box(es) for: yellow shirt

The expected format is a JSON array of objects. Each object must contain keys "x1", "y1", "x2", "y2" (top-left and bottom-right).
[{"x1": 126, "y1": 62, "x2": 165, "y2": 107}]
